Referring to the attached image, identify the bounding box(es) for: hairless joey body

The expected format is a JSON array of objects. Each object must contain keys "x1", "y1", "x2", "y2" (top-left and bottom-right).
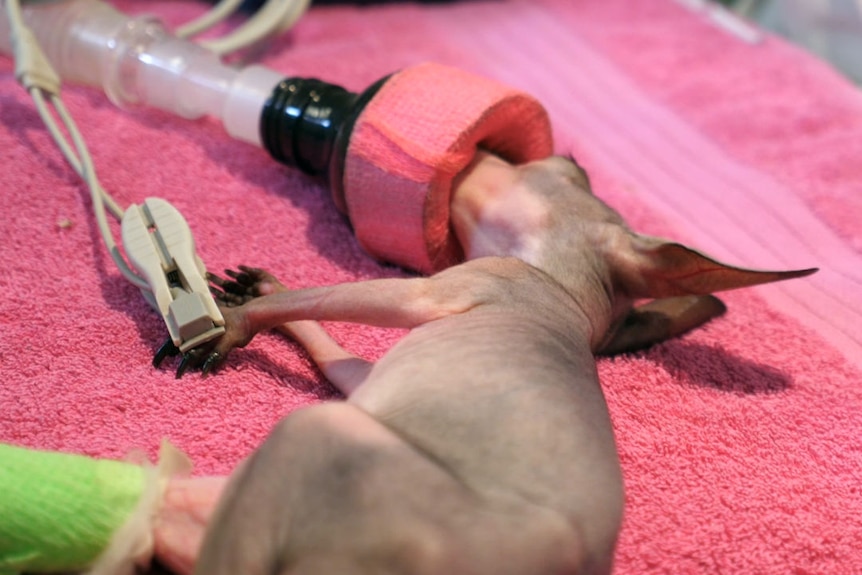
[{"x1": 159, "y1": 152, "x2": 815, "y2": 574}]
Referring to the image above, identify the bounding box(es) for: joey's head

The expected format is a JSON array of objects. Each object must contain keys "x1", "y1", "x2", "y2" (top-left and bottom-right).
[
  {"x1": 452, "y1": 152, "x2": 649, "y2": 339},
  {"x1": 451, "y1": 152, "x2": 818, "y2": 353}
]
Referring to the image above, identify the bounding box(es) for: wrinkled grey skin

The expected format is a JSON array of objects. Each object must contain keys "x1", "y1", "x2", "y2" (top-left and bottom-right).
[{"x1": 188, "y1": 153, "x2": 814, "y2": 575}]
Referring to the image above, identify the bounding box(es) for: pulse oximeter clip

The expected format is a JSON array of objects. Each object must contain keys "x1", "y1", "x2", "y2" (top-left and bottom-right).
[{"x1": 122, "y1": 199, "x2": 226, "y2": 366}]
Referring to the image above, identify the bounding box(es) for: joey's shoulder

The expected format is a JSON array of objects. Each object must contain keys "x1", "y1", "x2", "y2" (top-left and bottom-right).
[
  {"x1": 429, "y1": 256, "x2": 565, "y2": 308},
  {"x1": 437, "y1": 256, "x2": 539, "y2": 283}
]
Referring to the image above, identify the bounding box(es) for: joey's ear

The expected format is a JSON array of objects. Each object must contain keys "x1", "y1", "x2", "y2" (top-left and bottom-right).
[
  {"x1": 597, "y1": 295, "x2": 726, "y2": 355},
  {"x1": 610, "y1": 236, "x2": 818, "y2": 300}
]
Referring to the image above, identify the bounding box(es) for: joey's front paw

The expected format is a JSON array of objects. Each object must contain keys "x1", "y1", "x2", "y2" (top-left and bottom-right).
[
  {"x1": 208, "y1": 265, "x2": 286, "y2": 307},
  {"x1": 153, "y1": 303, "x2": 254, "y2": 378},
  {"x1": 153, "y1": 265, "x2": 284, "y2": 378},
  {"x1": 152, "y1": 337, "x2": 230, "y2": 379}
]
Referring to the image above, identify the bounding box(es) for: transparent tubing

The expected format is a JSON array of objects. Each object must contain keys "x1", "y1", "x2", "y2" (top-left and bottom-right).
[{"x1": 0, "y1": 0, "x2": 283, "y2": 146}]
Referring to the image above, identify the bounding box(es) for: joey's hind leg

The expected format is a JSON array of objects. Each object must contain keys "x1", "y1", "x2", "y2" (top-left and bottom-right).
[
  {"x1": 152, "y1": 475, "x2": 229, "y2": 575},
  {"x1": 598, "y1": 295, "x2": 727, "y2": 355},
  {"x1": 279, "y1": 321, "x2": 373, "y2": 396},
  {"x1": 210, "y1": 267, "x2": 373, "y2": 396}
]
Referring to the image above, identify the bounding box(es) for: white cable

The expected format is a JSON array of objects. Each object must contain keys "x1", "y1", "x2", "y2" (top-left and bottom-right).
[
  {"x1": 199, "y1": 0, "x2": 311, "y2": 56},
  {"x1": 5, "y1": 0, "x2": 147, "y2": 289},
  {"x1": 175, "y1": 0, "x2": 246, "y2": 39},
  {"x1": 26, "y1": 91, "x2": 125, "y2": 220},
  {"x1": 173, "y1": 0, "x2": 312, "y2": 57},
  {"x1": 3, "y1": 0, "x2": 310, "y2": 287},
  {"x1": 30, "y1": 89, "x2": 149, "y2": 289},
  {"x1": 733, "y1": 0, "x2": 765, "y2": 18}
]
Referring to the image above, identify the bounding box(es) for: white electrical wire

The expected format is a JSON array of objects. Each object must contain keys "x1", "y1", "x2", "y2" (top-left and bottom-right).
[
  {"x1": 175, "y1": 0, "x2": 246, "y2": 39},
  {"x1": 190, "y1": 0, "x2": 312, "y2": 56},
  {"x1": 3, "y1": 0, "x2": 311, "y2": 288},
  {"x1": 5, "y1": 0, "x2": 148, "y2": 289}
]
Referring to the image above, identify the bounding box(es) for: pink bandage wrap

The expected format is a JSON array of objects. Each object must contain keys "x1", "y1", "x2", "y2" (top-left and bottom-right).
[{"x1": 344, "y1": 63, "x2": 554, "y2": 274}]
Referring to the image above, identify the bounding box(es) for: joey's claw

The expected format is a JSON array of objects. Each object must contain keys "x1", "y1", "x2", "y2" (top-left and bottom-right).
[
  {"x1": 209, "y1": 273, "x2": 235, "y2": 292},
  {"x1": 176, "y1": 348, "x2": 208, "y2": 379},
  {"x1": 225, "y1": 268, "x2": 257, "y2": 286},
  {"x1": 175, "y1": 354, "x2": 193, "y2": 379},
  {"x1": 154, "y1": 337, "x2": 180, "y2": 368},
  {"x1": 177, "y1": 346, "x2": 211, "y2": 378},
  {"x1": 211, "y1": 272, "x2": 252, "y2": 299},
  {"x1": 209, "y1": 276, "x2": 245, "y2": 307},
  {"x1": 201, "y1": 352, "x2": 223, "y2": 377},
  {"x1": 223, "y1": 271, "x2": 252, "y2": 292},
  {"x1": 153, "y1": 336, "x2": 226, "y2": 378}
]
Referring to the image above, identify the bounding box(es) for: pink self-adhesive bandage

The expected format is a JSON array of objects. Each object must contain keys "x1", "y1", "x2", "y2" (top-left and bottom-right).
[{"x1": 343, "y1": 63, "x2": 554, "y2": 274}]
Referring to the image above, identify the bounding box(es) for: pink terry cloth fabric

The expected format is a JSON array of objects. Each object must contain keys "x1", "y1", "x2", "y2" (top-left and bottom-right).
[
  {"x1": 1, "y1": 0, "x2": 860, "y2": 573},
  {"x1": 345, "y1": 62, "x2": 553, "y2": 273}
]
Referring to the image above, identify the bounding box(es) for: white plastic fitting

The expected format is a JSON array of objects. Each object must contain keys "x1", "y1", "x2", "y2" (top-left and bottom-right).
[{"x1": 0, "y1": 0, "x2": 284, "y2": 146}]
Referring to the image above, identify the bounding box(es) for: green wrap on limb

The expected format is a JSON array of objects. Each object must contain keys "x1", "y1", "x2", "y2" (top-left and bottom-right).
[{"x1": 0, "y1": 443, "x2": 147, "y2": 574}]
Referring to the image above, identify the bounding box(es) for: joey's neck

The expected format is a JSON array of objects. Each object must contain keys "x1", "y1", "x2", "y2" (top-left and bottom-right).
[
  {"x1": 451, "y1": 152, "x2": 550, "y2": 264},
  {"x1": 451, "y1": 152, "x2": 616, "y2": 350}
]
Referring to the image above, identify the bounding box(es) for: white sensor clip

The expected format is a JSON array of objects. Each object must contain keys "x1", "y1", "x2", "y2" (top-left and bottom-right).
[{"x1": 121, "y1": 198, "x2": 225, "y2": 352}]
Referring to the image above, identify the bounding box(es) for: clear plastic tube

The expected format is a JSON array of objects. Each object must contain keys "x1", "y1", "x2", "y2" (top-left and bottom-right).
[{"x1": 0, "y1": 0, "x2": 284, "y2": 146}]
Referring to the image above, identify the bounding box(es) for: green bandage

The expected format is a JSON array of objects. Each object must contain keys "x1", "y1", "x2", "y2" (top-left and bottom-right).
[{"x1": 0, "y1": 443, "x2": 147, "y2": 574}]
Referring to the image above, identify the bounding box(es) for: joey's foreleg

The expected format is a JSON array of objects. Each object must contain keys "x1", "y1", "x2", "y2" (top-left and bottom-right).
[
  {"x1": 218, "y1": 267, "x2": 476, "y2": 334},
  {"x1": 210, "y1": 268, "x2": 373, "y2": 394},
  {"x1": 182, "y1": 265, "x2": 477, "y2": 377}
]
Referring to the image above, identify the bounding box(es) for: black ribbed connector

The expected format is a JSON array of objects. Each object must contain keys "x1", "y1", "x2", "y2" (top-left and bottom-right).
[{"x1": 260, "y1": 75, "x2": 390, "y2": 212}]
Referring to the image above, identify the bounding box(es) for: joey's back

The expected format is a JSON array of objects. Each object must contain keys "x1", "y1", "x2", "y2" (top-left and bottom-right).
[{"x1": 349, "y1": 257, "x2": 624, "y2": 570}]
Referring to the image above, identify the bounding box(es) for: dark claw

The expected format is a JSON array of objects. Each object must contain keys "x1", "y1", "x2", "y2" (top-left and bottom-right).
[
  {"x1": 154, "y1": 333, "x2": 226, "y2": 378},
  {"x1": 153, "y1": 337, "x2": 180, "y2": 368},
  {"x1": 208, "y1": 273, "x2": 227, "y2": 288},
  {"x1": 209, "y1": 266, "x2": 272, "y2": 305},
  {"x1": 212, "y1": 290, "x2": 242, "y2": 307},
  {"x1": 201, "y1": 352, "x2": 222, "y2": 377},
  {"x1": 208, "y1": 284, "x2": 232, "y2": 305},
  {"x1": 208, "y1": 272, "x2": 238, "y2": 293},
  {"x1": 175, "y1": 353, "x2": 193, "y2": 379},
  {"x1": 212, "y1": 278, "x2": 248, "y2": 298},
  {"x1": 225, "y1": 268, "x2": 255, "y2": 286}
]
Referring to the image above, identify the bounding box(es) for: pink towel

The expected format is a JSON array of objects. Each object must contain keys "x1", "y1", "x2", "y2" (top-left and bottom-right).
[{"x1": 1, "y1": 0, "x2": 860, "y2": 573}]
